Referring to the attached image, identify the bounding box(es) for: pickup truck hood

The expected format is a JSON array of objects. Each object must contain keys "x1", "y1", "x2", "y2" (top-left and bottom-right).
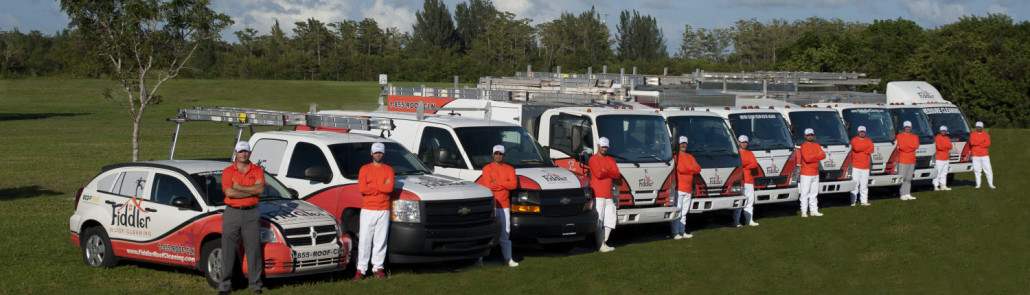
[
  {"x1": 396, "y1": 174, "x2": 493, "y2": 201},
  {"x1": 515, "y1": 167, "x2": 584, "y2": 190},
  {"x1": 258, "y1": 199, "x2": 337, "y2": 228}
]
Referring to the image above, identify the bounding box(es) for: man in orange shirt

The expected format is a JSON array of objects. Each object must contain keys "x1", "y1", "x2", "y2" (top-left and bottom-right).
[
  {"x1": 672, "y1": 136, "x2": 701, "y2": 237},
  {"x1": 896, "y1": 121, "x2": 919, "y2": 200},
  {"x1": 732, "y1": 135, "x2": 760, "y2": 227},
  {"x1": 589, "y1": 137, "x2": 620, "y2": 252},
  {"x1": 799, "y1": 128, "x2": 825, "y2": 217},
  {"x1": 477, "y1": 145, "x2": 519, "y2": 267},
  {"x1": 354, "y1": 142, "x2": 394, "y2": 280},
  {"x1": 970, "y1": 121, "x2": 995, "y2": 189},
  {"x1": 933, "y1": 126, "x2": 953, "y2": 191},
  {"x1": 220, "y1": 141, "x2": 265, "y2": 294},
  {"x1": 850, "y1": 126, "x2": 874, "y2": 206}
]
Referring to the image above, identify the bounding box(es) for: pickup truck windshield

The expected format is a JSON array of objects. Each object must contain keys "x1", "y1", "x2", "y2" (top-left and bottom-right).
[
  {"x1": 667, "y1": 115, "x2": 740, "y2": 166},
  {"x1": 789, "y1": 111, "x2": 850, "y2": 146},
  {"x1": 728, "y1": 112, "x2": 795, "y2": 151},
  {"x1": 330, "y1": 142, "x2": 432, "y2": 179},
  {"x1": 191, "y1": 171, "x2": 293, "y2": 206},
  {"x1": 596, "y1": 114, "x2": 673, "y2": 163},
  {"x1": 454, "y1": 126, "x2": 553, "y2": 169},
  {"x1": 889, "y1": 108, "x2": 935, "y2": 145},
  {"x1": 924, "y1": 107, "x2": 971, "y2": 142},
  {"x1": 842, "y1": 108, "x2": 896, "y2": 143}
]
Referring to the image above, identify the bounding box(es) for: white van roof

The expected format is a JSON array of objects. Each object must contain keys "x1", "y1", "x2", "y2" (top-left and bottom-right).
[{"x1": 886, "y1": 81, "x2": 946, "y2": 104}]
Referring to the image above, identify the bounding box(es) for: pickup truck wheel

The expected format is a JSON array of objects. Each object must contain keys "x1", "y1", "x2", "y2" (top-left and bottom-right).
[{"x1": 81, "y1": 227, "x2": 117, "y2": 268}]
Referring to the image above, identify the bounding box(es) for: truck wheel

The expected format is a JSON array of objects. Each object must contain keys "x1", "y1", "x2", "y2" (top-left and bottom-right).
[
  {"x1": 541, "y1": 242, "x2": 574, "y2": 253},
  {"x1": 81, "y1": 227, "x2": 118, "y2": 268},
  {"x1": 200, "y1": 239, "x2": 236, "y2": 289}
]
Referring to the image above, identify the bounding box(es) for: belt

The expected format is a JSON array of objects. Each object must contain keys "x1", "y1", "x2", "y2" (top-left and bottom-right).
[{"x1": 228, "y1": 205, "x2": 257, "y2": 210}]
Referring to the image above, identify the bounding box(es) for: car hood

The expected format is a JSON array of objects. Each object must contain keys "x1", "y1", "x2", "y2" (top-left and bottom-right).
[
  {"x1": 258, "y1": 199, "x2": 337, "y2": 228},
  {"x1": 396, "y1": 174, "x2": 493, "y2": 201}
]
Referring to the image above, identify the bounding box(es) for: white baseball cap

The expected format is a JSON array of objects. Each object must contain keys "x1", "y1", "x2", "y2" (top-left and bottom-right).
[
  {"x1": 492, "y1": 145, "x2": 505, "y2": 154},
  {"x1": 679, "y1": 136, "x2": 689, "y2": 144},
  {"x1": 804, "y1": 128, "x2": 814, "y2": 135},
  {"x1": 857, "y1": 126, "x2": 866, "y2": 132},
  {"x1": 939, "y1": 126, "x2": 948, "y2": 132},
  {"x1": 737, "y1": 135, "x2": 749, "y2": 143},
  {"x1": 371, "y1": 142, "x2": 385, "y2": 154},
  {"x1": 234, "y1": 141, "x2": 251, "y2": 152},
  {"x1": 903, "y1": 121, "x2": 912, "y2": 128},
  {"x1": 975, "y1": 121, "x2": 984, "y2": 128},
  {"x1": 598, "y1": 137, "x2": 610, "y2": 147}
]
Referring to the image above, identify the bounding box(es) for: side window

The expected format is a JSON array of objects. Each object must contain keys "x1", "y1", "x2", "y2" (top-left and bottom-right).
[
  {"x1": 251, "y1": 139, "x2": 288, "y2": 175},
  {"x1": 419, "y1": 127, "x2": 468, "y2": 169},
  {"x1": 286, "y1": 142, "x2": 331, "y2": 179},
  {"x1": 150, "y1": 173, "x2": 195, "y2": 206},
  {"x1": 96, "y1": 173, "x2": 119, "y2": 193},
  {"x1": 549, "y1": 115, "x2": 592, "y2": 156},
  {"x1": 113, "y1": 171, "x2": 150, "y2": 199}
]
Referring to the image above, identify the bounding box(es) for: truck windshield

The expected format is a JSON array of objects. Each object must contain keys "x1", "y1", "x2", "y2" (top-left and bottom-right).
[
  {"x1": 454, "y1": 126, "x2": 553, "y2": 169},
  {"x1": 329, "y1": 142, "x2": 432, "y2": 179},
  {"x1": 842, "y1": 108, "x2": 896, "y2": 143},
  {"x1": 667, "y1": 115, "x2": 740, "y2": 167},
  {"x1": 789, "y1": 111, "x2": 850, "y2": 146},
  {"x1": 889, "y1": 108, "x2": 935, "y2": 144},
  {"x1": 191, "y1": 171, "x2": 294, "y2": 206},
  {"x1": 924, "y1": 107, "x2": 971, "y2": 141},
  {"x1": 728, "y1": 112, "x2": 794, "y2": 151},
  {"x1": 596, "y1": 114, "x2": 673, "y2": 163}
]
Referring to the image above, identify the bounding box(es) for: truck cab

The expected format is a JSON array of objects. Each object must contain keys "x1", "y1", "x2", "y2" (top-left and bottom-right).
[
  {"x1": 884, "y1": 104, "x2": 938, "y2": 181},
  {"x1": 659, "y1": 109, "x2": 747, "y2": 212},
  {"x1": 886, "y1": 81, "x2": 974, "y2": 175},
  {"x1": 779, "y1": 105, "x2": 858, "y2": 194},
  {"x1": 815, "y1": 103, "x2": 905, "y2": 187},
  {"x1": 709, "y1": 106, "x2": 801, "y2": 205}
]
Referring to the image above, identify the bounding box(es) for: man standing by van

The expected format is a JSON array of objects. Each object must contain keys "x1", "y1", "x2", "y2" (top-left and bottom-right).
[
  {"x1": 672, "y1": 136, "x2": 702, "y2": 236},
  {"x1": 478, "y1": 145, "x2": 519, "y2": 267},
  {"x1": 850, "y1": 126, "x2": 874, "y2": 206},
  {"x1": 355, "y1": 142, "x2": 394, "y2": 280},
  {"x1": 732, "y1": 135, "x2": 759, "y2": 227},
  {"x1": 896, "y1": 121, "x2": 919, "y2": 200},
  {"x1": 220, "y1": 141, "x2": 264, "y2": 294},
  {"x1": 590, "y1": 137, "x2": 620, "y2": 252},
  {"x1": 799, "y1": 128, "x2": 825, "y2": 217},
  {"x1": 934, "y1": 126, "x2": 953, "y2": 191},
  {"x1": 970, "y1": 121, "x2": 995, "y2": 189}
]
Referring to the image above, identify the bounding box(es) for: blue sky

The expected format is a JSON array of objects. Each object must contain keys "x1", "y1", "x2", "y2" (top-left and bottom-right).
[{"x1": 2, "y1": 0, "x2": 1025, "y2": 47}]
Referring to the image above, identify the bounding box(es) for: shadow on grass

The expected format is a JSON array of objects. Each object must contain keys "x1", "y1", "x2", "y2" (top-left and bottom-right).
[
  {"x1": 0, "y1": 112, "x2": 90, "y2": 122},
  {"x1": 0, "y1": 186, "x2": 63, "y2": 201}
]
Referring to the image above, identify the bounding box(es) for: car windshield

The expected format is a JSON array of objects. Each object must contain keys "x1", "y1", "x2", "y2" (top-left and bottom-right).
[
  {"x1": 329, "y1": 142, "x2": 431, "y2": 179},
  {"x1": 842, "y1": 108, "x2": 896, "y2": 143},
  {"x1": 924, "y1": 107, "x2": 971, "y2": 141},
  {"x1": 667, "y1": 116, "x2": 740, "y2": 157},
  {"x1": 454, "y1": 126, "x2": 553, "y2": 169},
  {"x1": 788, "y1": 111, "x2": 850, "y2": 146},
  {"x1": 728, "y1": 112, "x2": 795, "y2": 150},
  {"x1": 596, "y1": 114, "x2": 673, "y2": 163},
  {"x1": 889, "y1": 108, "x2": 935, "y2": 144},
  {"x1": 190, "y1": 170, "x2": 293, "y2": 206}
]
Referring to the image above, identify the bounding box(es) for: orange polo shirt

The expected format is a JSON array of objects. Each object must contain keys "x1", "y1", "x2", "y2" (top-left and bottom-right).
[
  {"x1": 221, "y1": 163, "x2": 264, "y2": 207},
  {"x1": 358, "y1": 163, "x2": 395, "y2": 211},
  {"x1": 675, "y1": 152, "x2": 702, "y2": 192},
  {"x1": 478, "y1": 162, "x2": 517, "y2": 209},
  {"x1": 969, "y1": 131, "x2": 990, "y2": 157},
  {"x1": 588, "y1": 154, "x2": 620, "y2": 199},
  {"x1": 800, "y1": 141, "x2": 826, "y2": 176},
  {"x1": 740, "y1": 149, "x2": 758, "y2": 185},
  {"x1": 850, "y1": 137, "x2": 874, "y2": 170},
  {"x1": 896, "y1": 132, "x2": 919, "y2": 164},
  {"x1": 935, "y1": 134, "x2": 953, "y2": 161}
]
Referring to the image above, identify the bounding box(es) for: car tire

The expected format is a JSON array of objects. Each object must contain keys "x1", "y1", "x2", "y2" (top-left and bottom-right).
[
  {"x1": 81, "y1": 226, "x2": 118, "y2": 268},
  {"x1": 200, "y1": 239, "x2": 234, "y2": 289}
]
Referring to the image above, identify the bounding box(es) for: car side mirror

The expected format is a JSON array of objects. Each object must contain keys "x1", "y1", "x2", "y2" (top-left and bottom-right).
[
  {"x1": 287, "y1": 188, "x2": 299, "y2": 199},
  {"x1": 304, "y1": 166, "x2": 332, "y2": 183},
  {"x1": 171, "y1": 197, "x2": 192, "y2": 209}
]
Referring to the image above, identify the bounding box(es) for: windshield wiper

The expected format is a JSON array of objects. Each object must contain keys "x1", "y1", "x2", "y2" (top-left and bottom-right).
[
  {"x1": 640, "y1": 154, "x2": 670, "y2": 166},
  {"x1": 606, "y1": 153, "x2": 640, "y2": 167},
  {"x1": 520, "y1": 159, "x2": 543, "y2": 164},
  {"x1": 397, "y1": 170, "x2": 427, "y2": 175}
]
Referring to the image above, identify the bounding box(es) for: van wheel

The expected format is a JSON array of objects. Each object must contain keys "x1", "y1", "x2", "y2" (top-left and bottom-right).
[
  {"x1": 200, "y1": 239, "x2": 235, "y2": 289},
  {"x1": 81, "y1": 227, "x2": 117, "y2": 268}
]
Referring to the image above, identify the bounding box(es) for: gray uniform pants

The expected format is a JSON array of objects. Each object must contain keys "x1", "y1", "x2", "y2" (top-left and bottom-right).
[
  {"x1": 898, "y1": 163, "x2": 915, "y2": 196},
  {"x1": 221, "y1": 206, "x2": 262, "y2": 291}
]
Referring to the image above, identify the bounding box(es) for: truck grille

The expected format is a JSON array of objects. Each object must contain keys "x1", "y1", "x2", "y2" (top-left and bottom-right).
[
  {"x1": 538, "y1": 188, "x2": 589, "y2": 217},
  {"x1": 424, "y1": 197, "x2": 494, "y2": 227},
  {"x1": 755, "y1": 176, "x2": 789, "y2": 187},
  {"x1": 915, "y1": 156, "x2": 934, "y2": 169},
  {"x1": 819, "y1": 170, "x2": 846, "y2": 181},
  {"x1": 696, "y1": 186, "x2": 725, "y2": 197},
  {"x1": 283, "y1": 225, "x2": 338, "y2": 247}
]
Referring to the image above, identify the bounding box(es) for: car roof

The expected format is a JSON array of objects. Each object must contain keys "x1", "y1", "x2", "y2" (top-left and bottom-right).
[
  {"x1": 317, "y1": 110, "x2": 523, "y2": 129},
  {"x1": 253, "y1": 131, "x2": 398, "y2": 145},
  {"x1": 102, "y1": 160, "x2": 231, "y2": 175}
]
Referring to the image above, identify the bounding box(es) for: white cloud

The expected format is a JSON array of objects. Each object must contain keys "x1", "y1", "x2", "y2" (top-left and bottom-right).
[
  {"x1": 902, "y1": 0, "x2": 967, "y2": 26},
  {"x1": 362, "y1": 0, "x2": 415, "y2": 31},
  {"x1": 213, "y1": 0, "x2": 357, "y2": 38},
  {"x1": 495, "y1": 0, "x2": 534, "y2": 17},
  {"x1": 720, "y1": 0, "x2": 863, "y2": 8},
  {"x1": 987, "y1": 4, "x2": 1007, "y2": 14}
]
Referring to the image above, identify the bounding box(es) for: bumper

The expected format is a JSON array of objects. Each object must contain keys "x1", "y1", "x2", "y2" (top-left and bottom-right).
[
  {"x1": 511, "y1": 211, "x2": 598, "y2": 244},
  {"x1": 616, "y1": 206, "x2": 681, "y2": 225},
  {"x1": 912, "y1": 168, "x2": 936, "y2": 181},
  {"x1": 387, "y1": 221, "x2": 500, "y2": 263},
  {"x1": 689, "y1": 195, "x2": 748, "y2": 213},
  {"x1": 754, "y1": 187, "x2": 800, "y2": 205},
  {"x1": 949, "y1": 162, "x2": 973, "y2": 174},
  {"x1": 259, "y1": 237, "x2": 349, "y2": 278},
  {"x1": 818, "y1": 180, "x2": 856, "y2": 194},
  {"x1": 868, "y1": 174, "x2": 904, "y2": 187}
]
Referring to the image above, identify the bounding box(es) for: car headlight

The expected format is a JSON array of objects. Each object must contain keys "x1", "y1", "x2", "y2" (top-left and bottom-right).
[
  {"x1": 260, "y1": 226, "x2": 278, "y2": 243},
  {"x1": 391, "y1": 199, "x2": 421, "y2": 223}
]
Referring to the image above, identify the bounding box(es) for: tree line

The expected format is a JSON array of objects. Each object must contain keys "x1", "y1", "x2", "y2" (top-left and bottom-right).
[{"x1": 2, "y1": 0, "x2": 1028, "y2": 127}]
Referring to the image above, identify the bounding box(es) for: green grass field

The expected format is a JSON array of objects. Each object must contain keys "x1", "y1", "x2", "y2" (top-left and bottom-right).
[{"x1": 1, "y1": 78, "x2": 1028, "y2": 294}]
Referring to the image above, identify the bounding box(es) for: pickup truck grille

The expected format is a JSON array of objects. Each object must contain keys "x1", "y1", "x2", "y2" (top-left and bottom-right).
[
  {"x1": 538, "y1": 188, "x2": 589, "y2": 217},
  {"x1": 423, "y1": 197, "x2": 494, "y2": 227},
  {"x1": 283, "y1": 225, "x2": 337, "y2": 246}
]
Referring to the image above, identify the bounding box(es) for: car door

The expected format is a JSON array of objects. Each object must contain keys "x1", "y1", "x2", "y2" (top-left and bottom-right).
[
  {"x1": 103, "y1": 169, "x2": 155, "y2": 242},
  {"x1": 417, "y1": 126, "x2": 469, "y2": 178},
  {"x1": 140, "y1": 172, "x2": 204, "y2": 266}
]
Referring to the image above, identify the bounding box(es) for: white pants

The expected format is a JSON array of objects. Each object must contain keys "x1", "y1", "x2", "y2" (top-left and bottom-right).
[
  {"x1": 670, "y1": 191, "x2": 692, "y2": 234},
  {"x1": 595, "y1": 198, "x2": 616, "y2": 230},
  {"x1": 850, "y1": 168, "x2": 869, "y2": 204},
  {"x1": 932, "y1": 160, "x2": 950, "y2": 187},
  {"x1": 732, "y1": 184, "x2": 755, "y2": 225},
  {"x1": 972, "y1": 156, "x2": 994, "y2": 187},
  {"x1": 799, "y1": 175, "x2": 819, "y2": 214},
  {"x1": 496, "y1": 208, "x2": 512, "y2": 260},
  {"x1": 357, "y1": 209, "x2": 389, "y2": 273}
]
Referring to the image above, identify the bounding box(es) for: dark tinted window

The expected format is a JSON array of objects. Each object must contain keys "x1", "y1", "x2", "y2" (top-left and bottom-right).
[
  {"x1": 596, "y1": 114, "x2": 673, "y2": 163},
  {"x1": 889, "y1": 108, "x2": 935, "y2": 144},
  {"x1": 454, "y1": 126, "x2": 552, "y2": 169},
  {"x1": 331, "y1": 142, "x2": 431, "y2": 179},
  {"x1": 150, "y1": 173, "x2": 194, "y2": 206},
  {"x1": 549, "y1": 114, "x2": 592, "y2": 157},
  {"x1": 417, "y1": 127, "x2": 468, "y2": 169},
  {"x1": 788, "y1": 111, "x2": 849, "y2": 145},
  {"x1": 842, "y1": 108, "x2": 895, "y2": 143},
  {"x1": 286, "y1": 142, "x2": 331, "y2": 179},
  {"x1": 728, "y1": 112, "x2": 794, "y2": 150}
]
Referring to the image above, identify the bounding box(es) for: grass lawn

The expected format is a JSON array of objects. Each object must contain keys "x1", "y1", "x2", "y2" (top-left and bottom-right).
[{"x1": 1, "y1": 78, "x2": 1028, "y2": 294}]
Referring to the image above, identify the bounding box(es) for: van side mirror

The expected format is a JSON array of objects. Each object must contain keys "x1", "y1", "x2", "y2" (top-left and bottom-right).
[{"x1": 304, "y1": 166, "x2": 332, "y2": 183}]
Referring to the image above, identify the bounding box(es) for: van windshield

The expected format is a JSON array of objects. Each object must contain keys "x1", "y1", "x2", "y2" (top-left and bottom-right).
[
  {"x1": 596, "y1": 114, "x2": 673, "y2": 163},
  {"x1": 727, "y1": 112, "x2": 795, "y2": 150},
  {"x1": 788, "y1": 111, "x2": 850, "y2": 146},
  {"x1": 924, "y1": 107, "x2": 971, "y2": 141},
  {"x1": 842, "y1": 108, "x2": 896, "y2": 143},
  {"x1": 329, "y1": 142, "x2": 432, "y2": 179},
  {"x1": 454, "y1": 126, "x2": 553, "y2": 169},
  {"x1": 889, "y1": 108, "x2": 935, "y2": 144}
]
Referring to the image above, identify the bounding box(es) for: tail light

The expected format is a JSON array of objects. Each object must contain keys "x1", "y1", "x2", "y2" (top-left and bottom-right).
[{"x1": 74, "y1": 187, "x2": 84, "y2": 211}]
